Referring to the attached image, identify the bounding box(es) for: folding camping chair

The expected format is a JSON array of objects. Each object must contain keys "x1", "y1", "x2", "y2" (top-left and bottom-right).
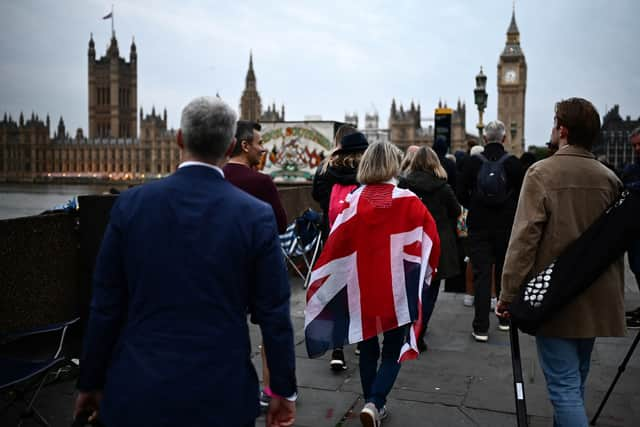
[
  {"x1": 0, "y1": 317, "x2": 80, "y2": 426},
  {"x1": 280, "y1": 209, "x2": 323, "y2": 289}
]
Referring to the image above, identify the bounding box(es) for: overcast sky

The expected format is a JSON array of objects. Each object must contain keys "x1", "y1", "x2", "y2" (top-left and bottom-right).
[{"x1": 1, "y1": 0, "x2": 639, "y2": 149}]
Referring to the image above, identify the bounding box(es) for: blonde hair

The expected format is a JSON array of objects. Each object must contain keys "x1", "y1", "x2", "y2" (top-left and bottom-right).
[
  {"x1": 357, "y1": 142, "x2": 400, "y2": 184},
  {"x1": 408, "y1": 146, "x2": 447, "y2": 179},
  {"x1": 400, "y1": 149, "x2": 417, "y2": 173}
]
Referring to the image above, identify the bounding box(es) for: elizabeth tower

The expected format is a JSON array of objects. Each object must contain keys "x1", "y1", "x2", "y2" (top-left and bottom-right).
[{"x1": 497, "y1": 9, "x2": 527, "y2": 156}]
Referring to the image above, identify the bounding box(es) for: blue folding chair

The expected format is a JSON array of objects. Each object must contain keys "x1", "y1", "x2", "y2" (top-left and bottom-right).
[
  {"x1": 280, "y1": 209, "x2": 323, "y2": 288},
  {"x1": 0, "y1": 317, "x2": 80, "y2": 426}
]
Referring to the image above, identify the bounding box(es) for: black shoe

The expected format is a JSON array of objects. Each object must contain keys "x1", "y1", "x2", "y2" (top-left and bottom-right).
[
  {"x1": 417, "y1": 338, "x2": 428, "y2": 353},
  {"x1": 259, "y1": 390, "x2": 271, "y2": 411},
  {"x1": 625, "y1": 307, "x2": 640, "y2": 319},
  {"x1": 498, "y1": 317, "x2": 510, "y2": 331},
  {"x1": 627, "y1": 317, "x2": 640, "y2": 329},
  {"x1": 330, "y1": 348, "x2": 347, "y2": 371},
  {"x1": 472, "y1": 330, "x2": 489, "y2": 342}
]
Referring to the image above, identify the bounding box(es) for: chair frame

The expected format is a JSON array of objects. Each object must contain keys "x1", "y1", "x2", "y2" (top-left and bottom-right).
[
  {"x1": 0, "y1": 317, "x2": 80, "y2": 427},
  {"x1": 280, "y1": 210, "x2": 324, "y2": 289}
]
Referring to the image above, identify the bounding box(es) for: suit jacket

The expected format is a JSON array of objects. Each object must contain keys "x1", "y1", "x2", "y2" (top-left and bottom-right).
[
  {"x1": 78, "y1": 164, "x2": 297, "y2": 427},
  {"x1": 500, "y1": 145, "x2": 625, "y2": 337}
]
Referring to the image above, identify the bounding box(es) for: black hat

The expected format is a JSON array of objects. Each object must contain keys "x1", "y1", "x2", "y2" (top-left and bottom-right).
[{"x1": 334, "y1": 132, "x2": 368, "y2": 154}]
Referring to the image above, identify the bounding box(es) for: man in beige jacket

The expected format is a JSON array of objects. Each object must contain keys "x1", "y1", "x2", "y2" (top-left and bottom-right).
[{"x1": 497, "y1": 98, "x2": 625, "y2": 426}]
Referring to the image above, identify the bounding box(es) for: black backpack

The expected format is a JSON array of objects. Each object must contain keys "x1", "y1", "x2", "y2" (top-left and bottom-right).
[{"x1": 475, "y1": 152, "x2": 511, "y2": 205}]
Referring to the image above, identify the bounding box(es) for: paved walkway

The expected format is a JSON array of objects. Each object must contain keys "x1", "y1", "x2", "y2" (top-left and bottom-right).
[{"x1": 4, "y1": 264, "x2": 640, "y2": 426}]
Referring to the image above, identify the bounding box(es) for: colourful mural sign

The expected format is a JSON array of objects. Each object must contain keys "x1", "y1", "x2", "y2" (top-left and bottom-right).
[{"x1": 260, "y1": 123, "x2": 335, "y2": 182}]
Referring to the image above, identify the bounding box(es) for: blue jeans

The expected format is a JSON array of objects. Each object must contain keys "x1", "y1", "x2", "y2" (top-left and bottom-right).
[
  {"x1": 359, "y1": 326, "x2": 408, "y2": 410},
  {"x1": 536, "y1": 336, "x2": 596, "y2": 427}
]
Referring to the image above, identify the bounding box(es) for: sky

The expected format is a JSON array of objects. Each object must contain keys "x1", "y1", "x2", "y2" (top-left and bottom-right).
[{"x1": 1, "y1": 0, "x2": 639, "y2": 149}]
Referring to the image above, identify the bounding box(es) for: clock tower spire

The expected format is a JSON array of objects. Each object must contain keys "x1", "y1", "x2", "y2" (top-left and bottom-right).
[{"x1": 497, "y1": 6, "x2": 527, "y2": 155}]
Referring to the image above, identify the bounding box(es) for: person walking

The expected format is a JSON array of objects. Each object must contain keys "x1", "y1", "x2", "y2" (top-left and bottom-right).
[
  {"x1": 457, "y1": 120, "x2": 524, "y2": 342},
  {"x1": 497, "y1": 98, "x2": 625, "y2": 426},
  {"x1": 74, "y1": 97, "x2": 297, "y2": 427},
  {"x1": 305, "y1": 142, "x2": 440, "y2": 427},
  {"x1": 311, "y1": 129, "x2": 368, "y2": 371},
  {"x1": 621, "y1": 127, "x2": 640, "y2": 329},
  {"x1": 224, "y1": 119, "x2": 289, "y2": 409},
  {"x1": 399, "y1": 146, "x2": 460, "y2": 351},
  {"x1": 312, "y1": 124, "x2": 358, "y2": 240}
]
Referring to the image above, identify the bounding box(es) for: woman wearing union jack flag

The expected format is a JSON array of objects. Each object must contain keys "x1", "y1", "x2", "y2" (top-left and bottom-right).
[{"x1": 305, "y1": 141, "x2": 441, "y2": 427}]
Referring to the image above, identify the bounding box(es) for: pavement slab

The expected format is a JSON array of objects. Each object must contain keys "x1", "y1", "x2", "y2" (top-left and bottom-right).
[{"x1": 2, "y1": 263, "x2": 639, "y2": 427}]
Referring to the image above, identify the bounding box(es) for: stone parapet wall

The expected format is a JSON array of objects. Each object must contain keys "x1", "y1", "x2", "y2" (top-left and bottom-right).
[
  {"x1": 0, "y1": 185, "x2": 319, "y2": 334},
  {"x1": 0, "y1": 213, "x2": 81, "y2": 333}
]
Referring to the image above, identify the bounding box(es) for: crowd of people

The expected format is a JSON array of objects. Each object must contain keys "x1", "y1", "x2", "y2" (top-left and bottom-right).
[{"x1": 73, "y1": 96, "x2": 638, "y2": 427}]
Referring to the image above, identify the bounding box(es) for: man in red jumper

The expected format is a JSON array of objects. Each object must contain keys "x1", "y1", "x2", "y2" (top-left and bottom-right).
[
  {"x1": 224, "y1": 120, "x2": 287, "y2": 233},
  {"x1": 224, "y1": 120, "x2": 289, "y2": 410}
]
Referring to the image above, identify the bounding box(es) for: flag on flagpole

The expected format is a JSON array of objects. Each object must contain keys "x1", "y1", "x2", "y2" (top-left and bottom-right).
[
  {"x1": 304, "y1": 184, "x2": 441, "y2": 362},
  {"x1": 102, "y1": 12, "x2": 112, "y2": 19}
]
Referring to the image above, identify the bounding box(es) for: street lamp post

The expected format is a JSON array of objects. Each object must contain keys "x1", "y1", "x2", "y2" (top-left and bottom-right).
[{"x1": 474, "y1": 67, "x2": 488, "y2": 143}]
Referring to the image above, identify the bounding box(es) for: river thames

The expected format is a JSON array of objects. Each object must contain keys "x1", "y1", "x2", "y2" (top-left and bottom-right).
[{"x1": 0, "y1": 183, "x2": 128, "y2": 220}]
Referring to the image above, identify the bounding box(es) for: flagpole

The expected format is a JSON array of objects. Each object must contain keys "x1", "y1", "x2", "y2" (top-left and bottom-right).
[{"x1": 111, "y1": 4, "x2": 114, "y2": 36}]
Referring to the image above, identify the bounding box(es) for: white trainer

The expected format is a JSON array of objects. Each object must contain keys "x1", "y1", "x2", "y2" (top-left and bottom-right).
[{"x1": 360, "y1": 402, "x2": 380, "y2": 427}]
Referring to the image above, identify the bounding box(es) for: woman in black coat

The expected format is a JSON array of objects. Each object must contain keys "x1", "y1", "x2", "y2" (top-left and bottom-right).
[{"x1": 399, "y1": 146, "x2": 461, "y2": 351}]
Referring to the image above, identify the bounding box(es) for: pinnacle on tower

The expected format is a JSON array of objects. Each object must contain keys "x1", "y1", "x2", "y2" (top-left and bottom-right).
[
  {"x1": 245, "y1": 50, "x2": 256, "y2": 85},
  {"x1": 88, "y1": 33, "x2": 96, "y2": 59},
  {"x1": 130, "y1": 36, "x2": 137, "y2": 61},
  {"x1": 507, "y1": 6, "x2": 520, "y2": 35}
]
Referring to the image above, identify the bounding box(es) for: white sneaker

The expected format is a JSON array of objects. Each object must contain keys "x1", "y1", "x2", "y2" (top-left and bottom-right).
[
  {"x1": 472, "y1": 330, "x2": 489, "y2": 342},
  {"x1": 463, "y1": 294, "x2": 474, "y2": 307},
  {"x1": 490, "y1": 297, "x2": 497, "y2": 310},
  {"x1": 360, "y1": 402, "x2": 380, "y2": 427}
]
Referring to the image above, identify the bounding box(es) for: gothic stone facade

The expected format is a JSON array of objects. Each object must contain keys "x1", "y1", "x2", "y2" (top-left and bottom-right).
[
  {"x1": 0, "y1": 110, "x2": 178, "y2": 180},
  {"x1": 88, "y1": 33, "x2": 137, "y2": 139},
  {"x1": 388, "y1": 99, "x2": 473, "y2": 153},
  {"x1": 239, "y1": 53, "x2": 285, "y2": 123},
  {"x1": 497, "y1": 10, "x2": 527, "y2": 156},
  {"x1": 595, "y1": 105, "x2": 640, "y2": 172},
  {"x1": 0, "y1": 34, "x2": 178, "y2": 181}
]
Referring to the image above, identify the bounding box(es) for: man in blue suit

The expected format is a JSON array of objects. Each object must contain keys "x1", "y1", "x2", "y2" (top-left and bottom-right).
[{"x1": 74, "y1": 97, "x2": 297, "y2": 427}]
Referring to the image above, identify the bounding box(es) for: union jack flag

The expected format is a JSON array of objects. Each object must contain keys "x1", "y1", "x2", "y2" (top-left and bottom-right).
[{"x1": 305, "y1": 183, "x2": 440, "y2": 362}]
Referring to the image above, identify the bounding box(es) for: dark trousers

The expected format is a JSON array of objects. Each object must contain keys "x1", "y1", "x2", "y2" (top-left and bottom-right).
[
  {"x1": 422, "y1": 279, "x2": 441, "y2": 332},
  {"x1": 629, "y1": 238, "x2": 640, "y2": 291},
  {"x1": 469, "y1": 229, "x2": 511, "y2": 332}
]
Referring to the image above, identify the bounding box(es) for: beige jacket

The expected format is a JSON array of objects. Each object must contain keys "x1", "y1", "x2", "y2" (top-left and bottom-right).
[{"x1": 500, "y1": 145, "x2": 625, "y2": 337}]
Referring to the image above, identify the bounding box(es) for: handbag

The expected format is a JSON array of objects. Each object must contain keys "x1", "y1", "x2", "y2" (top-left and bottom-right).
[{"x1": 510, "y1": 189, "x2": 640, "y2": 335}]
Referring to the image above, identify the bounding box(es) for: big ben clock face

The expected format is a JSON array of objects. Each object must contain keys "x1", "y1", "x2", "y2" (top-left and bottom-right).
[{"x1": 503, "y1": 68, "x2": 518, "y2": 84}]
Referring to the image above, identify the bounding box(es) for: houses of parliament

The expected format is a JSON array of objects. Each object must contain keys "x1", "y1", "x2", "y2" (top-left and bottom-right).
[{"x1": 0, "y1": 9, "x2": 527, "y2": 181}]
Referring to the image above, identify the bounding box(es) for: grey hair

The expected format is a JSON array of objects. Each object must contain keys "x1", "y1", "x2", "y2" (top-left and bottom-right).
[
  {"x1": 631, "y1": 126, "x2": 640, "y2": 139},
  {"x1": 484, "y1": 120, "x2": 506, "y2": 144},
  {"x1": 180, "y1": 97, "x2": 237, "y2": 161}
]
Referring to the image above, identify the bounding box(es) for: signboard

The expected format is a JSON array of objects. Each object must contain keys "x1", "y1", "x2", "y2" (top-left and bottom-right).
[
  {"x1": 260, "y1": 122, "x2": 336, "y2": 182},
  {"x1": 434, "y1": 107, "x2": 453, "y2": 151}
]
